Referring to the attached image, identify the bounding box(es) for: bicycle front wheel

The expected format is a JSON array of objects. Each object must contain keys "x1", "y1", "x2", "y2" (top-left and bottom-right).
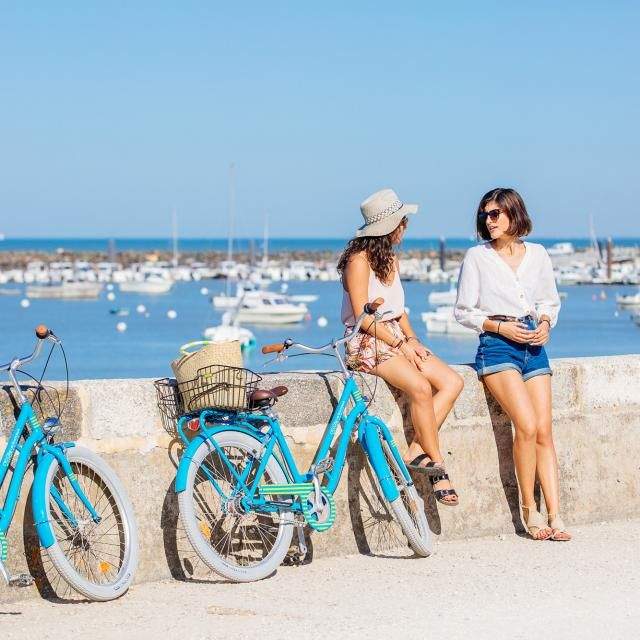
[
  {"x1": 178, "y1": 431, "x2": 294, "y2": 582},
  {"x1": 365, "y1": 426, "x2": 433, "y2": 557},
  {"x1": 41, "y1": 446, "x2": 138, "y2": 601}
]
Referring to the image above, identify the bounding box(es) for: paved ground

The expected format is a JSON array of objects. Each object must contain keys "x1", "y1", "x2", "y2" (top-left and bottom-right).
[{"x1": 2, "y1": 519, "x2": 638, "y2": 640}]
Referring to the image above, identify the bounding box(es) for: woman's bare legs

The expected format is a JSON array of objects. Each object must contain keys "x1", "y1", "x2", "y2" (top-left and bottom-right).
[
  {"x1": 525, "y1": 374, "x2": 571, "y2": 540},
  {"x1": 482, "y1": 369, "x2": 552, "y2": 539},
  {"x1": 375, "y1": 354, "x2": 459, "y2": 504},
  {"x1": 404, "y1": 355, "x2": 464, "y2": 458}
]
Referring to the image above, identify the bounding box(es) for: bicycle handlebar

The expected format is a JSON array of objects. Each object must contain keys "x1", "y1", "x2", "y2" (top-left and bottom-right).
[
  {"x1": 35, "y1": 324, "x2": 51, "y2": 340},
  {"x1": 0, "y1": 324, "x2": 58, "y2": 372},
  {"x1": 260, "y1": 298, "x2": 390, "y2": 358},
  {"x1": 262, "y1": 343, "x2": 286, "y2": 354}
]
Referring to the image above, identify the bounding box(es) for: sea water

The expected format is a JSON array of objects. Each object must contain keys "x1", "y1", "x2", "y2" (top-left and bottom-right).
[{"x1": 0, "y1": 280, "x2": 638, "y2": 381}]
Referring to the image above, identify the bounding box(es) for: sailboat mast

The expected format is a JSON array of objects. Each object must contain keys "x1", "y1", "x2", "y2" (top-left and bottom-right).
[
  {"x1": 227, "y1": 162, "x2": 235, "y2": 263},
  {"x1": 171, "y1": 208, "x2": 178, "y2": 267},
  {"x1": 262, "y1": 211, "x2": 269, "y2": 269}
]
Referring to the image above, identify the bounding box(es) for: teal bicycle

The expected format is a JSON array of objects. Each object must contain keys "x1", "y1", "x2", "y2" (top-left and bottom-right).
[
  {"x1": 165, "y1": 299, "x2": 431, "y2": 582},
  {"x1": 0, "y1": 325, "x2": 138, "y2": 600}
]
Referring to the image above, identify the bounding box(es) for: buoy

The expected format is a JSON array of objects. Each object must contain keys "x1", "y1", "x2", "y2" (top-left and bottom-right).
[
  {"x1": 106, "y1": 284, "x2": 114, "y2": 291},
  {"x1": 107, "y1": 292, "x2": 116, "y2": 302},
  {"x1": 167, "y1": 309, "x2": 177, "y2": 320},
  {"x1": 200, "y1": 287, "x2": 209, "y2": 296},
  {"x1": 280, "y1": 283, "x2": 289, "y2": 293},
  {"x1": 136, "y1": 304, "x2": 146, "y2": 314},
  {"x1": 116, "y1": 321, "x2": 127, "y2": 332},
  {"x1": 317, "y1": 316, "x2": 328, "y2": 328},
  {"x1": 614, "y1": 310, "x2": 619, "y2": 317},
  {"x1": 304, "y1": 312, "x2": 312, "y2": 321},
  {"x1": 20, "y1": 298, "x2": 30, "y2": 308},
  {"x1": 599, "y1": 290, "x2": 607, "y2": 300}
]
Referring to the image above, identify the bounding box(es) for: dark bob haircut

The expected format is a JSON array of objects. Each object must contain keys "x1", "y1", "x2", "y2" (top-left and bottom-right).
[{"x1": 476, "y1": 188, "x2": 533, "y2": 241}]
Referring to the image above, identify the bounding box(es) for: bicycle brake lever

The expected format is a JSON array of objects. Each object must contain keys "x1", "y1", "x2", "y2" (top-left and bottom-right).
[{"x1": 262, "y1": 353, "x2": 288, "y2": 368}]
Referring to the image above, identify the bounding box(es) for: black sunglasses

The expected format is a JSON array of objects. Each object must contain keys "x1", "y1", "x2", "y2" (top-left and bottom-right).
[{"x1": 478, "y1": 208, "x2": 502, "y2": 222}]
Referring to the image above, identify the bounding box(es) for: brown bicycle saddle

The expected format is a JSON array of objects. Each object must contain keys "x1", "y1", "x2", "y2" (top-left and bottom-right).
[{"x1": 248, "y1": 386, "x2": 288, "y2": 407}]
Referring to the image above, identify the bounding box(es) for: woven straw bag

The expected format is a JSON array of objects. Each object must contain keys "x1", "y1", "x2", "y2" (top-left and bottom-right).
[{"x1": 172, "y1": 340, "x2": 242, "y2": 411}]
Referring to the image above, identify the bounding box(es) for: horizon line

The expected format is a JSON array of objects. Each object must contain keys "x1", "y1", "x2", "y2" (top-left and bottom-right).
[{"x1": 2, "y1": 235, "x2": 639, "y2": 241}]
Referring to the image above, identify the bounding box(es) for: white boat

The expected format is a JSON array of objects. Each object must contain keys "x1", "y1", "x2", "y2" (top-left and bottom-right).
[
  {"x1": 203, "y1": 313, "x2": 256, "y2": 351},
  {"x1": 0, "y1": 287, "x2": 21, "y2": 296},
  {"x1": 428, "y1": 287, "x2": 457, "y2": 307},
  {"x1": 287, "y1": 294, "x2": 319, "y2": 303},
  {"x1": 233, "y1": 292, "x2": 307, "y2": 325},
  {"x1": 421, "y1": 306, "x2": 475, "y2": 336},
  {"x1": 26, "y1": 281, "x2": 103, "y2": 299},
  {"x1": 119, "y1": 276, "x2": 173, "y2": 294},
  {"x1": 547, "y1": 242, "x2": 575, "y2": 256},
  {"x1": 616, "y1": 290, "x2": 640, "y2": 307}
]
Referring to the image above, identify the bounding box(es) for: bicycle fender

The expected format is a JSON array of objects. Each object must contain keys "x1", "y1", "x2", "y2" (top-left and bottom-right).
[
  {"x1": 32, "y1": 443, "x2": 78, "y2": 549},
  {"x1": 174, "y1": 425, "x2": 264, "y2": 493},
  {"x1": 361, "y1": 419, "x2": 400, "y2": 502},
  {"x1": 32, "y1": 451, "x2": 57, "y2": 548}
]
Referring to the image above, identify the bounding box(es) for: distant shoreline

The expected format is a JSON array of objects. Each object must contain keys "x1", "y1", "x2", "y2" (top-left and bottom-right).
[{"x1": 0, "y1": 236, "x2": 638, "y2": 256}]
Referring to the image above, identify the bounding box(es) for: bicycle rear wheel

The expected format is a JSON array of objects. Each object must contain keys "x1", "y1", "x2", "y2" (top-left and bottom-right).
[
  {"x1": 178, "y1": 431, "x2": 294, "y2": 582},
  {"x1": 365, "y1": 426, "x2": 432, "y2": 557},
  {"x1": 41, "y1": 446, "x2": 138, "y2": 601}
]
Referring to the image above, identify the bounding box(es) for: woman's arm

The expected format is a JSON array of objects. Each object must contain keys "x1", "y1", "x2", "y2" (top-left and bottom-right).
[
  {"x1": 534, "y1": 248, "x2": 561, "y2": 328},
  {"x1": 397, "y1": 312, "x2": 432, "y2": 359},
  {"x1": 453, "y1": 252, "x2": 489, "y2": 333}
]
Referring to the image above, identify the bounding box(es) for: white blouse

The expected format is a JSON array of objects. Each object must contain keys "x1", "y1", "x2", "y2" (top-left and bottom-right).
[{"x1": 454, "y1": 241, "x2": 561, "y2": 334}]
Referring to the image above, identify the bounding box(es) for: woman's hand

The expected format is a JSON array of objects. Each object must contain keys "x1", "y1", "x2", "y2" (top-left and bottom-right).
[
  {"x1": 498, "y1": 321, "x2": 536, "y2": 344},
  {"x1": 529, "y1": 320, "x2": 550, "y2": 346},
  {"x1": 399, "y1": 339, "x2": 430, "y2": 366},
  {"x1": 411, "y1": 339, "x2": 432, "y2": 360}
]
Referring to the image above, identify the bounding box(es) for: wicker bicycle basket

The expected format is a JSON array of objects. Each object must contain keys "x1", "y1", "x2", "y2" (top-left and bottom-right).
[
  {"x1": 153, "y1": 377, "x2": 182, "y2": 435},
  {"x1": 178, "y1": 365, "x2": 262, "y2": 413}
]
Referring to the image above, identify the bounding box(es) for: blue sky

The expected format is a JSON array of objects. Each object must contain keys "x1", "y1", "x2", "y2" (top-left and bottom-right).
[{"x1": 1, "y1": 1, "x2": 638, "y2": 239}]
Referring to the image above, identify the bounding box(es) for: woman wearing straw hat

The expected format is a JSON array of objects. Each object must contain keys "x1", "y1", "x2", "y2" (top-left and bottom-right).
[{"x1": 338, "y1": 189, "x2": 464, "y2": 506}]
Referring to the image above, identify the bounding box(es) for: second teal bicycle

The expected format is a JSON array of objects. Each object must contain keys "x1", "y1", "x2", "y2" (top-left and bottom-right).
[{"x1": 158, "y1": 299, "x2": 431, "y2": 582}]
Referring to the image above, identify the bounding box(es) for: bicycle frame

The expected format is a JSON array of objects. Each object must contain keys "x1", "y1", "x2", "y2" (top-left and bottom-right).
[
  {"x1": 175, "y1": 374, "x2": 413, "y2": 516},
  {"x1": 0, "y1": 401, "x2": 101, "y2": 551}
]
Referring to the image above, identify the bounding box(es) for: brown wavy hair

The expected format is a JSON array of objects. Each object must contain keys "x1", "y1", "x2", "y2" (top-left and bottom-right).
[
  {"x1": 337, "y1": 230, "x2": 398, "y2": 283},
  {"x1": 476, "y1": 187, "x2": 533, "y2": 241}
]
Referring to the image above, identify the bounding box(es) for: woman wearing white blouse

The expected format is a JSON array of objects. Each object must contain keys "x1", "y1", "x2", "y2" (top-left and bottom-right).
[{"x1": 455, "y1": 188, "x2": 571, "y2": 541}]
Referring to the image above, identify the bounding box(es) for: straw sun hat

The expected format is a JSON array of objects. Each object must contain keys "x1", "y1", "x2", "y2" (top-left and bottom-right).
[{"x1": 355, "y1": 188, "x2": 419, "y2": 238}]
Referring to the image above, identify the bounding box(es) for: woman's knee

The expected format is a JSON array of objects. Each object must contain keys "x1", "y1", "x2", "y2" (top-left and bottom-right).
[
  {"x1": 536, "y1": 421, "x2": 553, "y2": 447},
  {"x1": 408, "y1": 379, "x2": 433, "y2": 403},
  {"x1": 450, "y1": 372, "x2": 464, "y2": 397},
  {"x1": 514, "y1": 419, "x2": 538, "y2": 442}
]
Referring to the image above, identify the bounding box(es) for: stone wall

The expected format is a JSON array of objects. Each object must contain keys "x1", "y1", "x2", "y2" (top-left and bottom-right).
[{"x1": 1, "y1": 355, "x2": 639, "y2": 601}]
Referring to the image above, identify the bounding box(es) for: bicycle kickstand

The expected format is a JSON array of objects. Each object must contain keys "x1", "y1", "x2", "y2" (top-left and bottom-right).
[{"x1": 0, "y1": 558, "x2": 34, "y2": 588}]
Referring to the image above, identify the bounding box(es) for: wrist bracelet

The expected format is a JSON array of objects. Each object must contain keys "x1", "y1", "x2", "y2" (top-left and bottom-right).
[
  {"x1": 497, "y1": 321, "x2": 502, "y2": 335},
  {"x1": 407, "y1": 336, "x2": 418, "y2": 342},
  {"x1": 540, "y1": 319, "x2": 551, "y2": 329},
  {"x1": 393, "y1": 338, "x2": 404, "y2": 349}
]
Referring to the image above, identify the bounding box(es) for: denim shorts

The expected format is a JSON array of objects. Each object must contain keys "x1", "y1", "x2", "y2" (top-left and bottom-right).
[{"x1": 475, "y1": 316, "x2": 552, "y2": 381}]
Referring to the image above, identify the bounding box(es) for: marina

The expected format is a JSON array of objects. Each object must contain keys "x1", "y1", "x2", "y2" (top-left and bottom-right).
[
  {"x1": 1, "y1": 275, "x2": 639, "y2": 380},
  {"x1": 1, "y1": 237, "x2": 639, "y2": 379}
]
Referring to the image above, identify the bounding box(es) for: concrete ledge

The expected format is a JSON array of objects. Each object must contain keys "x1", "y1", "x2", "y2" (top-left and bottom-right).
[{"x1": 1, "y1": 355, "x2": 639, "y2": 602}]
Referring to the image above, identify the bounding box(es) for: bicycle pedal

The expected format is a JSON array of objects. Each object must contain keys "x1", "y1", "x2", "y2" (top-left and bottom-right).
[{"x1": 8, "y1": 573, "x2": 34, "y2": 588}]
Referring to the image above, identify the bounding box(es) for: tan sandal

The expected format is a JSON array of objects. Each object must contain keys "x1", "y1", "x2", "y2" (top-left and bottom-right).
[
  {"x1": 521, "y1": 506, "x2": 552, "y2": 540},
  {"x1": 548, "y1": 514, "x2": 572, "y2": 541}
]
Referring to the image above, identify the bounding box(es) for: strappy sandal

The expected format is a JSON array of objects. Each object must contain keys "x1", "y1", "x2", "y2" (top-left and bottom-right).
[
  {"x1": 429, "y1": 473, "x2": 459, "y2": 506},
  {"x1": 404, "y1": 454, "x2": 446, "y2": 476},
  {"x1": 521, "y1": 506, "x2": 552, "y2": 540},
  {"x1": 548, "y1": 514, "x2": 572, "y2": 541}
]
